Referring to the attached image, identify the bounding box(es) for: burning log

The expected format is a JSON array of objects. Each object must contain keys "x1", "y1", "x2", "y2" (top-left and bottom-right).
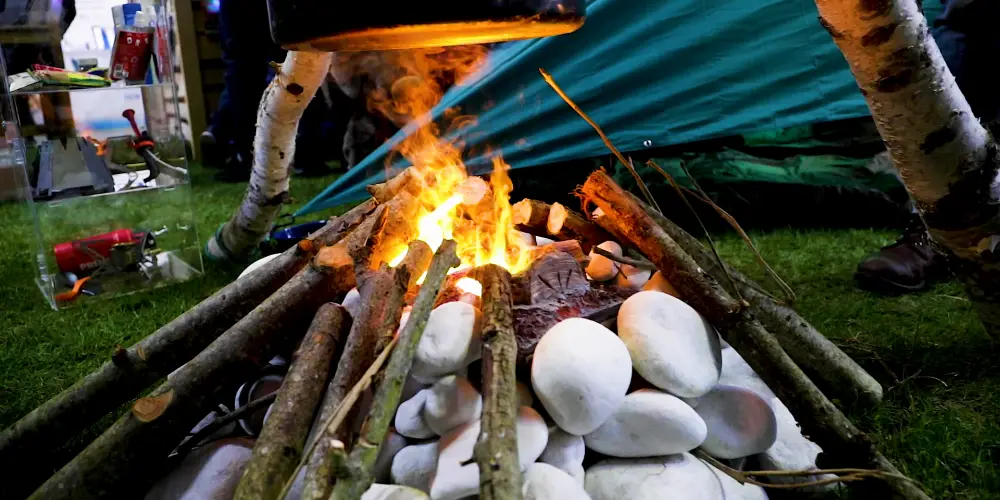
[
  {"x1": 368, "y1": 191, "x2": 421, "y2": 269},
  {"x1": 367, "y1": 166, "x2": 422, "y2": 203},
  {"x1": 28, "y1": 251, "x2": 357, "y2": 500},
  {"x1": 302, "y1": 263, "x2": 411, "y2": 499},
  {"x1": 331, "y1": 241, "x2": 460, "y2": 499},
  {"x1": 470, "y1": 264, "x2": 521, "y2": 499},
  {"x1": 514, "y1": 199, "x2": 612, "y2": 253},
  {"x1": 233, "y1": 304, "x2": 350, "y2": 500},
  {"x1": 0, "y1": 199, "x2": 375, "y2": 498},
  {"x1": 580, "y1": 170, "x2": 925, "y2": 499},
  {"x1": 631, "y1": 195, "x2": 883, "y2": 408},
  {"x1": 531, "y1": 239, "x2": 587, "y2": 266}
]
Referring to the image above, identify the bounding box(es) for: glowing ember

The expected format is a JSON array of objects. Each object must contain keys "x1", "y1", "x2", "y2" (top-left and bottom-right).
[
  {"x1": 455, "y1": 277, "x2": 483, "y2": 297},
  {"x1": 370, "y1": 47, "x2": 534, "y2": 275}
]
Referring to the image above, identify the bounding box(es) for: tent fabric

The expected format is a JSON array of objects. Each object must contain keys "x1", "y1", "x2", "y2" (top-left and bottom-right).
[{"x1": 297, "y1": 0, "x2": 943, "y2": 216}]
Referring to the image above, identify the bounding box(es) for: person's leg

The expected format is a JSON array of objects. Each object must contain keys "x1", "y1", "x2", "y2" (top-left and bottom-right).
[{"x1": 855, "y1": 0, "x2": 999, "y2": 293}]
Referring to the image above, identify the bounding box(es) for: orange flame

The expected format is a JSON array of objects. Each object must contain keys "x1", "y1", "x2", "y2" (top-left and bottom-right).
[{"x1": 352, "y1": 47, "x2": 534, "y2": 275}]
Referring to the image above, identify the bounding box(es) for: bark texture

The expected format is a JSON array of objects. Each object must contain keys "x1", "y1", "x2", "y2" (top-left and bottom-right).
[
  {"x1": 28, "y1": 256, "x2": 354, "y2": 500},
  {"x1": 234, "y1": 304, "x2": 349, "y2": 500},
  {"x1": 302, "y1": 268, "x2": 403, "y2": 500},
  {"x1": 815, "y1": 0, "x2": 1000, "y2": 337},
  {"x1": 207, "y1": 51, "x2": 333, "y2": 260},
  {"x1": 634, "y1": 196, "x2": 882, "y2": 408},
  {"x1": 331, "y1": 241, "x2": 461, "y2": 500},
  {"x1": 0, "y1": 202, "x2": 372, "y2": 499},
  {"x1": 582, "y1": 170, "x2": 927, "y2": 499},
  {"x1": 471, "y1": 264, "x2": 522, "y2": 500}
]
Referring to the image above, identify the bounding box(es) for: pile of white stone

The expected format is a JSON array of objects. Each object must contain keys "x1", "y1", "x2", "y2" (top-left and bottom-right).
[{"x1": 361, "y1": 284, "x2": 832, "y2": 500}]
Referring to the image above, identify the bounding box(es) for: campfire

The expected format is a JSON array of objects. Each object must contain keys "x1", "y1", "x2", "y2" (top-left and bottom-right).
[{"x1": 7, "y1": 52, "x2": 926, "y2": 500}]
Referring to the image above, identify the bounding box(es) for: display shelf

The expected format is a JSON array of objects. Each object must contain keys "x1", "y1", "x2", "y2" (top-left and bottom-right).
[{"x1": 2, "y1": 3, "x2": 203, "y2": 310}]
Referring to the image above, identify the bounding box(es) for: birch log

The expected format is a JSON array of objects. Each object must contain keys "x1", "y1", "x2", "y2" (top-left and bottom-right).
[
  {"x1": 815, "y1": 0, "x2": 1000, "y2": 338},
  {"x1": 206, "y1": 51, "x2": 333, "y2": 261}
]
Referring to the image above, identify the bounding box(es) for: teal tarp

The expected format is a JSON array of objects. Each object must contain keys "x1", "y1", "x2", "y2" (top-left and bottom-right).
[{"x1": 297, "y1": 0, "x2": 942, "y2": 216}]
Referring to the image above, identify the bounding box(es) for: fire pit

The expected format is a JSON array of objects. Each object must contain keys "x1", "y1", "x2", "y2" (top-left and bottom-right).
[{"x1": 3, "y1": 52, "x2": 928, "y2": 500}]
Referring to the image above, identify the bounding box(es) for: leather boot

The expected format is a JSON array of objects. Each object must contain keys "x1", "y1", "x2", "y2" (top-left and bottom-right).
[{"x1": 854, "y1": 218, "x2": 949, "y2": 294}]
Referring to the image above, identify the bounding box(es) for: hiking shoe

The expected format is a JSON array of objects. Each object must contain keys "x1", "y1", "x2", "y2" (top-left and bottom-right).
[
  {"x1": 200, "y1": 129, "x2": 226, "y2": 169},
  {"x1": 854, "y1": 218, "x2": 949, "y2": 294},
  {"x1": 214, "y1": 151, "x2": 252, "y2": 183}
]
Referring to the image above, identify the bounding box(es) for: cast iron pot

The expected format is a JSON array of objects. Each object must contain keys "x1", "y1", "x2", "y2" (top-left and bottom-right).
[{"x1": 266, "y1": 0, "x2": 586, "y2": 51}]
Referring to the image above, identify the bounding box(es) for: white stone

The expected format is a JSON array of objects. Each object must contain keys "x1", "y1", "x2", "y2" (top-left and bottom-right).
[
  {"x1": 522, "y1": 463, "x2": 592, "y2": 500},
  {"x1": 708, "y1": 466, "x2": 769, "y2": 500},
  {"x1": 391, "y1": 441, "x2": 438, "y2": 493},
  {"x1": 536, "y1": 236, "x2": 555, "y2": 246},
  {"x1": 691, "y1": 384, "x2": 777, "y2": 459},
  {"x1": 411, "y1": 302, "x2": 482, "y2": 380},
  {"x1": 617, "y1": 291, "x2": 721, "y2": 398},
  {"x1": 614, "y1": 265, "x2": 652, "y2": 290},
  {"x1": 586, "y1": 241, "x2": 622, "y2": 282},
  {"x1": 342, "y1": 288, "x2": 361, "y2": 318},
  {"x1": 238, "y1": 253, "x2": 281, "y2": 279},
  {"x1": 145, "y1": 437, "x2": 254, "y2": 500},
  {"x1": 539, "y1": 427, "x2": 586, "y2": 485},
  {"x1": 362, "y1": 484, "x2": 430, "y2": 500},
  {"x1": 402, "y1": 375, "x2": 431, "y2": 403},
  {"x1": 531, "y1": 318, "x2": 632, "y2": 435},
  {"x1": 375, "y1": 432, "x2": 409, "y2": 483},
  {"x1": 423, "y1": 375, "x2": 483, "y2": 436},
  {"x1": 584, "y1": 453, "x2": 723, "y2": 500},
  {"x1": 395, "y1": 390, "x2": 435, "y2": 439},
  {"x1": 430, "y1": 407, "x2": 549, "y2": 500},
  {"x1": 584, "y1": 389, "x2": 706, "y2": 457},
  {"x1": 720, "y1": 349, "x2": 833, "y2": 488},
  {"x1": 641, "y1": 271, "x2": 681, "y2": 298}
]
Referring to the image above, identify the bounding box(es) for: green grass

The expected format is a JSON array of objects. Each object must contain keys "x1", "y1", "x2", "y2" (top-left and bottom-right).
[{"x1": 0, "y1": 167, "x2": 997, "y2": 497}]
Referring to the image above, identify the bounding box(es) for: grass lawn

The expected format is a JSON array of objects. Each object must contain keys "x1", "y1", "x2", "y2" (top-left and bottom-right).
[{"x1": 1, "y1": 164, "x2": 997, "y2": 498}]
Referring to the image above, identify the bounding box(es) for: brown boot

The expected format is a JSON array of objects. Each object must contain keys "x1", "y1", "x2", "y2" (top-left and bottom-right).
[{"x1": 854, "y1": 218, "x2": 949, "y2": 294}]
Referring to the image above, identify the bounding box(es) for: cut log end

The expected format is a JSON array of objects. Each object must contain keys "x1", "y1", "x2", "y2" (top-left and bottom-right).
[
  {"x1": 131, "y1": 389, "x2": 175, "y2": 423},
  {"x1": 399, "y1": 240, "x2": 433, "y2": 288},
  {"x1": 547, "y1": 202, "x2": 569, "y2": 235}
]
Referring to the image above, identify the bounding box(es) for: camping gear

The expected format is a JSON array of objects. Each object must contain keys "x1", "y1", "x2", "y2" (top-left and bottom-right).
[
  {"x1": 266, "y1": 0, "x2": 586, "y2": 51},
  {"x1": 295, "y1": 0, "x2": 945, "y2": 218}
]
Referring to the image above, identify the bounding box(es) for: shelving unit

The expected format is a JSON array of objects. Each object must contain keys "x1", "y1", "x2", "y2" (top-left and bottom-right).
[{"x1": 1, "y1": 4, "x2": 203, "y2": 310}]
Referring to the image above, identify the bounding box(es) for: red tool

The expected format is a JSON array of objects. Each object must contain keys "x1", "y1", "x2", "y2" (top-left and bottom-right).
[
  {"x1": 122, "y1": 109, "x2": 159, "y2": 182},
  {"x1": 54, "y1": 228, "x2": 148, "y2": 275}
]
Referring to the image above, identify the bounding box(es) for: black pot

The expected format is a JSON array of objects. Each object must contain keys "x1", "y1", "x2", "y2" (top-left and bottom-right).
[{"x1": 266, "y1": 0, "x2": 586, "y2": 51}]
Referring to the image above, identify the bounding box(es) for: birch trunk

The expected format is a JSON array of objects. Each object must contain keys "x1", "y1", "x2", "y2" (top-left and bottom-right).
[
  {"x1": 206, "y1": 51, "x2": 333, "y2": 261},
  {"x1": 815, "y1": 0, "x2": 1000, "y2": 336}
]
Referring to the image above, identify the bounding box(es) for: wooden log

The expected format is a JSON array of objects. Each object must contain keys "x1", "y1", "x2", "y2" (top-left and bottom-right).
[
  {"x1": 470, "y1": 264, "x2": 522, "y2": 499},
  {"x1": 233, "y1": 304, "x2": 350, "y2": 500},
  {"x1": 531, "y1": 239, "x2": 587, "y2": 266},
  {"x1": 581, "y1": 170, "x2": 926, "y2": 499},
  {"x1": 366, "y1": 167, "x2": 421, "y2": 203},
  {"x1": 28, "y1": 253, "x2": 357, "y2": 500},
  {"x1": 527, "y1": 249, "x2": 590, "y2": 305},
  {"x1": 0, "y1": 199, "x2": 375, "y2": 499},
  {"x1": 331, "y1": 241, "x2": 461, "y2": 500},
  {"x1": 514, "y1": 199, "x2": 611, "y2": 253},
  {"x1": 368, "y1": 191, "x2": 420, "y2": 270},
  {"x1": 512, "y1": 199, "x2": 551, "y2": 235},
  {"x1": 398, "y1": 240, "x2": 434, "y2": 289},
  {"x1": 301, "y1": 264, "x2": 409, "y2": 500},
  {"x1": 630, "y1": 195, "x2": 883, "y2": 408}
]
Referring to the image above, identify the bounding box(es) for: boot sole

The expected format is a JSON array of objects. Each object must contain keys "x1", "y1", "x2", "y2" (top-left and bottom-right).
[{"x1": 853, "y1": 270, "x2": 927, "y2": 295}]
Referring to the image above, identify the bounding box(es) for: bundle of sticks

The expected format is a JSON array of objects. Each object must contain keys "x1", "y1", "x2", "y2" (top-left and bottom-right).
[{"x1": 0, "y1": 167, "x2": 927, "y2": 500}]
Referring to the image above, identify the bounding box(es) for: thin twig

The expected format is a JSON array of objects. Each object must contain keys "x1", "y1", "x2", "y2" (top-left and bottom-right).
[
  {"x1": 172, "y1": 393, "x2": 278, "y2": 458},
  {"x1": 591, "y1": 246, "x2": 657, "y2": 271},
  {"x1": 648, "y1": 158, "x2": 745, "y2": 304},
  {"x1": 277, "y1": 336, "x2": 400, "y2": 500},
  {"x1": 656, "y1": 161, "x2": 796, "y2": 304},
  {"x1": 539, "y1": 68, "x2": 661, "y2": 213},
  {"x1": 694, "y1": 450, "x2": 923, "y2": 490}
]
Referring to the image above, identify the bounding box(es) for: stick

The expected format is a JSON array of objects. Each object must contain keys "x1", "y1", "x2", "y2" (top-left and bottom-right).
[
  {"x1": 234, "y1": 304, "x2": 350, "y2": 500},
  {"x1": 471, "y1": 264, "x2": 521, "y2": 499},
  {"x1": 28, "y1": 253, "x2": 357, "y2": 500},
  {"x1": 580, "y1": 170, "x2": 926, "y2": 499},
  {"x1": 591, "y1": 247, "x2": 656, "y2": 271},
  {"x1": 539, "y1": 68, "x2": 661, "y2": 214},
  {"x1": 280, "y1": 337, "x2": 400, "y2": 500},
  {"x1": 631, "y1": 194, "x2": 884, "y2": 409},
  {"x1": 694, "y1": 450, "x2": 921, "y2": 490},
  {"x1": 331, "y1": 241, "x2": 461, "y2": 500},
  {"x1": 301, "y1": 267, "x2": 405, "y2": 500},
  {"x1": 1, "y1": 200, "x2": 374, "y2": 499}
]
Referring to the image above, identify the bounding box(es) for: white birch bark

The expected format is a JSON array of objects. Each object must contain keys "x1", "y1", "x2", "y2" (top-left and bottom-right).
[
  {"x1": 816, "y1": 0, "x2": 1000, "y2": 336},
  {"x1": 206, "y1": 51, "x2": 333, "y2": 261}
]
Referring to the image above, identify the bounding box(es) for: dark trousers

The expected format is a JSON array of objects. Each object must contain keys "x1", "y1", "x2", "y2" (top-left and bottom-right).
[
  {"x1": 211, "y1": 0, "x2": 330, "y2": 165},
  {"x1": 933, "y1": 0, "x2": 1000, "y2": 123}
]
